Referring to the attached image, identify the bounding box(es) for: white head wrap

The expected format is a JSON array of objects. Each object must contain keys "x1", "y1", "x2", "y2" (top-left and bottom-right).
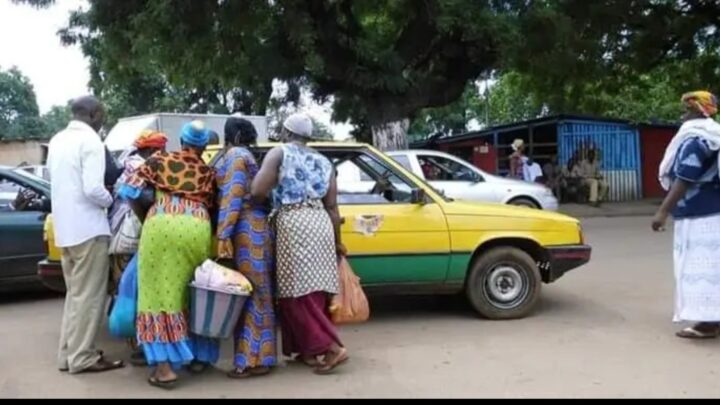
[{"x1": 283, "y1": 113, "x2": 314, "y2": 139}]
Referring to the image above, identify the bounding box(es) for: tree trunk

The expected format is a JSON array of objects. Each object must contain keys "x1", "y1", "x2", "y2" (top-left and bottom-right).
[{"x1": 371, "y1": 118, "x2": 409, "y2": 151}]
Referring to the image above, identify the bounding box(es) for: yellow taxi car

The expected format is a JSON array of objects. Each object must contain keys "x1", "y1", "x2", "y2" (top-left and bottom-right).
[{"x1": 39, "y1": 142, "x2": 591, "y2": 319}]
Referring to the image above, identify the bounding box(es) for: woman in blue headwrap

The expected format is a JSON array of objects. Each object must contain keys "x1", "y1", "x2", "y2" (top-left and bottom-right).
[{"x1": 119, "y1": 120, "x2": 219, "y2": 389}]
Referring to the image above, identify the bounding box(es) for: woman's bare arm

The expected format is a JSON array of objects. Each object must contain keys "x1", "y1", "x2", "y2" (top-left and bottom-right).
[
  {"x1": 251, "y1": 147, "x2": 283, "y2": 201},
  {"x1": 322, "y1": 172, "x2": 343, "y2": 255}
]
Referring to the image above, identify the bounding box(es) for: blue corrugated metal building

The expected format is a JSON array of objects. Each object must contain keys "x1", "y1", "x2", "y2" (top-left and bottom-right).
[{"x1": 412, "y1": 114, "x2": 675, "y2": 202}]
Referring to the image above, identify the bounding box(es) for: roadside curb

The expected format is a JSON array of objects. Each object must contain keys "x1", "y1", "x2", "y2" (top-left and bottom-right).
[
  {"x1": 559, "y1": 201, "x2": 660, "y2": 219},
  {"x1": 561, "y1": 211, "x2": 655, "y2": 219}
]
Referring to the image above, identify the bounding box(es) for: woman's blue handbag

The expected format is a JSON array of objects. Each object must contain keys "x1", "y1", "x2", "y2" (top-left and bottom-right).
[{"x1": 109, "y1": 254, "x2": 138, "y2": 338}]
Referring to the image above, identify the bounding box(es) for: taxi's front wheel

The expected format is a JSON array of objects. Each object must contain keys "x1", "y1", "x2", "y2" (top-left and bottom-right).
[{"x1": 466, "y1": 247, "x2": 541, "y2": 320}]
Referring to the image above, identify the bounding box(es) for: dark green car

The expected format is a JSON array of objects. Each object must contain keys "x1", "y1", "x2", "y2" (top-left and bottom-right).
[{"x1": 0, "y1": 166, "x2": 52, "y2": 291}]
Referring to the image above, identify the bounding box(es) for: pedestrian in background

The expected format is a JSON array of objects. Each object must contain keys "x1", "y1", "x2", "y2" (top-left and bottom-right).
[
  {"x1": 654, "y1": 90, "x2": 720, "y2": 339},
  {"x1": 509, "y1": 139, "x2": 526, "y2": 180}
]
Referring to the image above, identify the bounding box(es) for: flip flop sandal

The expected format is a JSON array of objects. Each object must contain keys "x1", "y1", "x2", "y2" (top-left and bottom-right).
[
  {"x1": 148, "y1": 376, "x2": 178, "y2": 390},
  {"x1": 314, "y1": 351, "x2": 349, "y2": 375},
  {"x1": 227, "y1": 368, "x2": 252, "y2": 379},
  {"x1": 676, "y1": 326, "x2": 720, "y2": 339},
  {"x1": 227, "y1": 367, "x2": 272, "y2": 379}
]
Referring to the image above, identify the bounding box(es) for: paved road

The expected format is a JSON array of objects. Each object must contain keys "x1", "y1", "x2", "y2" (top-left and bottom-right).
[{"x1": 2, "y1": 216, "x2": 719, "y2": 398}]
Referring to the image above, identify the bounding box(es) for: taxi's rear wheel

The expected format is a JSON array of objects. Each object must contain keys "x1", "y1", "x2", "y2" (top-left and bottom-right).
[{"x1": 466, "y1": 247, "x2": 541, "y2": 320}]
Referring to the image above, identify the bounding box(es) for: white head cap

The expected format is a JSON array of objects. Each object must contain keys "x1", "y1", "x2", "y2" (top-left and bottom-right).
[{"x1": 283, "y1": 112, "x2": 314, "y2": 139}]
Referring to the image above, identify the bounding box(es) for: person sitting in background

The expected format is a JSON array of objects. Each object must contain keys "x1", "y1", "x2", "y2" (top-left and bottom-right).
[
  {"x1": 523, "y1": 157, "x2": 544, "y2": 183},
  {"x1": 420, "y1": 159, "x2": 440, "y2": 181},
  {"x1": 543, "y1": 156, "x2": 563, "y2": 198},
  {"x1": 559, "y1": 157, "x2": 584, "y2": 203},
  {"x1": 579, "y1": 149, "x2": 609, "y2": 206}
]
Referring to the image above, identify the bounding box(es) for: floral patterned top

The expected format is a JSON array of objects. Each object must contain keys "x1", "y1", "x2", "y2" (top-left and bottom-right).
[{"x1": 272, "y1": 143, "x2": 333, "y2": 208}]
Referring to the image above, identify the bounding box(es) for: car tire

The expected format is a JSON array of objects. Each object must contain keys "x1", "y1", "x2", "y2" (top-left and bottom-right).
[
  {"x1": 466, "y1": 247, "x2": 541, "y2": 320},
  {"x1": 509, "y1": 197, "x2": 540, "y2": 209}
]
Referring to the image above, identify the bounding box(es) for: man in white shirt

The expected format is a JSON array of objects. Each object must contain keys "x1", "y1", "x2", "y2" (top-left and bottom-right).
[
  {"x1": 47, "y1": 96, "x2": 124, "y2": 374},
  {"x1": 522, "y1": 157, "x2": 544, "y2": 183}
]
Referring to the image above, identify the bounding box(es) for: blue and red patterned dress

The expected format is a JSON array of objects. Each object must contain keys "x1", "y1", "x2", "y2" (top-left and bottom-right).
[{"x1": 215, "y1": 146, "x2": 277, "y2": 370}]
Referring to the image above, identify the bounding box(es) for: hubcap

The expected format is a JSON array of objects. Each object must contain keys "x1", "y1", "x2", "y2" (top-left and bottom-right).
[{"x1": 484, "y1": 265, "x2": 527, "y2": 309}]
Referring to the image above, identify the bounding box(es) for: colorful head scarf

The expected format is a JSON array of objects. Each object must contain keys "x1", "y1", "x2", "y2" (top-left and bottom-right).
[
  {"x1": 133, "y1": 130, "x2": 168, "y2": 150},
  {"x1": 180, "y1": 120, "x2": 210, "y2": 147},
  {"x1": 124, "y1": 150, "x2": 215, "y2": 208},
  {"x1": 682, "y1": 91, "x2": 718, "y2": 118}
]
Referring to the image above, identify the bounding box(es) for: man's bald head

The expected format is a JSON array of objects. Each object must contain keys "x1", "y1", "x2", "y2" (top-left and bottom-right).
[{"x1": 71, "y1": 96, "x2": 106, "y2": 133}]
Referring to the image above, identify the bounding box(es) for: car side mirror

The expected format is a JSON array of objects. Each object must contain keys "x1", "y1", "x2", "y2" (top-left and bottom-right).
[
  {"x1": 40, "y1": 197, "x2": 51, "y2": 213},
  {"x1": 410, "y1": 188, "x2": 426, "y2": 204}
]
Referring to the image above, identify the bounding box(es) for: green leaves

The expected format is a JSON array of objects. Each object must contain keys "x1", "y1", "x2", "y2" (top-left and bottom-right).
[{"x1": 16, "y1": 0, "x2": 720, "y2": 148}]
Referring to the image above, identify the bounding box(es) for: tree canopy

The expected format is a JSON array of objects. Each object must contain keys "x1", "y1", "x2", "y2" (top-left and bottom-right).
[
  {"x1": 14, "y1": 0, "x2": 720, "y2": 148},
  {"x1": 0, "y1": 66, "x2": 71, "y2": 141},
  {"x1": 0, "y1": 66, "x2": 42, "y2": 139},
  {"x1": 15, "y1": 0, "x2": 518, "y2": 149}
]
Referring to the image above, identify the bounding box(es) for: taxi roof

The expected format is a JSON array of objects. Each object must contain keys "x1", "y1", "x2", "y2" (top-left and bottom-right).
[{"x1": 205, "y1": 141, "x2": 372, "y2": 153}]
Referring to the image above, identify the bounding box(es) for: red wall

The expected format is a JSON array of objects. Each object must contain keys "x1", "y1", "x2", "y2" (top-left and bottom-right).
[
  {"x1": 640, "y1": 127, "x2": 676, "y2": 198},
  {"x1": 438, "y1": 139, "x2": 497, "y2": 174}
]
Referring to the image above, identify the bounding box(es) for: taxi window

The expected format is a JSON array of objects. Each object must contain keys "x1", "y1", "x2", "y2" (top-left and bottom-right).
[
  {"x1": 333, "y1": 152, "x2": 415, "y2": 205},
  {"x1": 211, "y1": 146, "x2": 420, "y2": 205}
]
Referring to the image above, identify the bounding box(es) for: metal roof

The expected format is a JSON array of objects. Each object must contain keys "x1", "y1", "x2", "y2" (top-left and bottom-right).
[{"x1": 411, "y1": 114, "x2": 680, "y2": 147}]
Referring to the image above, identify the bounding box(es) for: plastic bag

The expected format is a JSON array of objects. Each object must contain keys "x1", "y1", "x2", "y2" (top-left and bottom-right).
[
  {"x1": 109, "y1": 211, "x2": 142, "y2": 255},
  {"x1": 192, "y1": 259, "x2": 253, "y2": 295},
  {"x1": 109, "y1": 254, "x2": 138, "y2": 338},
  {"x1": 330, "y1": 256, "x2": 370, "y2": 324}
]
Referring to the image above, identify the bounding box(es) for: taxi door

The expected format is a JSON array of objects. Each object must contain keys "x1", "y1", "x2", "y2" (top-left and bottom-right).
[{"x1": 334, "y1": 151, "x2": 451, "y2": 285}]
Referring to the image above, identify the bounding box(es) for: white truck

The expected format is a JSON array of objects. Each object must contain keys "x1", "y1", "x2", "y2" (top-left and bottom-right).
[{"x1": 103, "y1": 113, "x2": 268, "y2": 154}]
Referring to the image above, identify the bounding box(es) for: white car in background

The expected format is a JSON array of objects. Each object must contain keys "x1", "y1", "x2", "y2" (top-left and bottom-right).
[{"x1": 385, "y1": 150, "x2": 559, "y2": 210}]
